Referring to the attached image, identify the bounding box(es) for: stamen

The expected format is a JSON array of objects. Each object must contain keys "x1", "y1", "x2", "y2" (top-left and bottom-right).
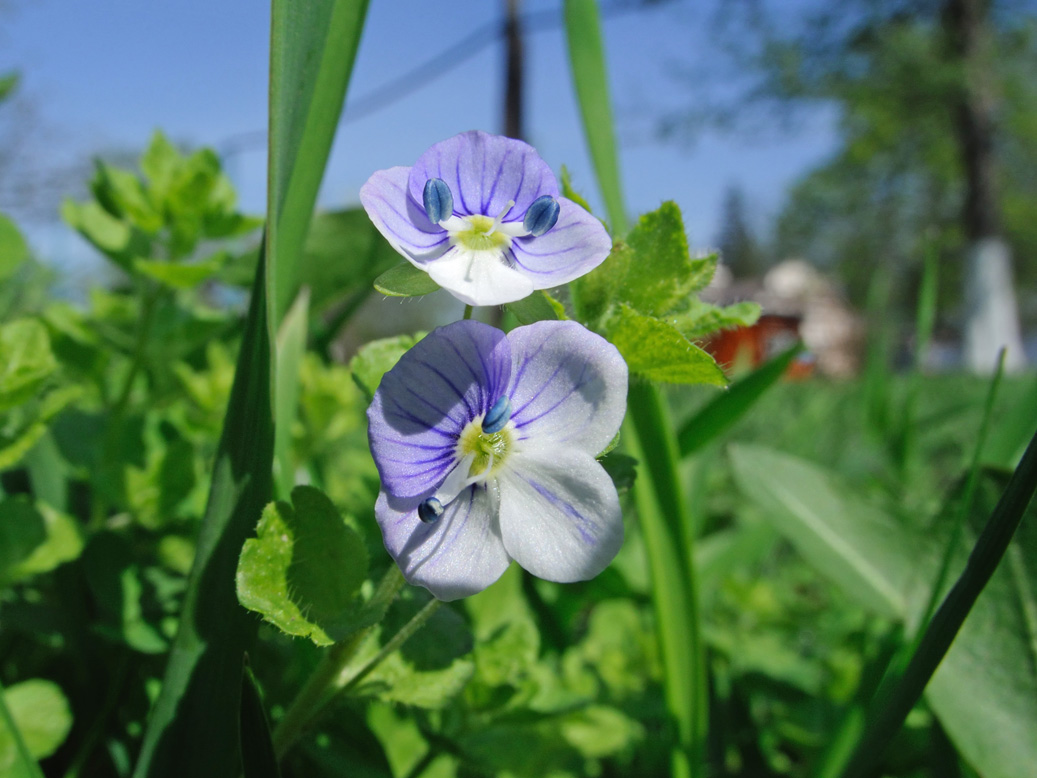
[
  {"x1": 523, "y1": 195, "x2": 560, "y2": 237},
  {"x1": 423, "y1": 178, "x2": 453, "y2": 224},
  {"x1": 417, "y1": 497, "x2": 445, "y2": 524},
  {"x1": 482, "y1": 396, "x2": 512, "y2": 434},
  {"x1": 487, "y1": 199, "x2": 516, "y2": 235}
]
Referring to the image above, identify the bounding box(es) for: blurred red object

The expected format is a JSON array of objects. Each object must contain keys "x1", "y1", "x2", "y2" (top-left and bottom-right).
[{"x1": 703, "y1": 314, "x2": 813, "y2": 379}]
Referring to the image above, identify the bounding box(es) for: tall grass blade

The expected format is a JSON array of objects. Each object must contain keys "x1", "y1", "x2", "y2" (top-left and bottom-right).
[
  {"x1": 841, "y1": 425, "x2": 1037, "y2": 778},
  {"x1": 274, "y1": 289, "x2": 310, "y2": 498},
  {"x1": 562, "y1": 0, "x2": 627, "y2": 234},
  {"x1": 132, "y1": 249, "x2": 274, "y2": 778},
  {"x1": 678, "y1": 342, "x2": 802, "y2": 457},
  {"x1": 240, "y1": 659, "x2": 283, "y2": 778},
  {"x1": 624, "y1": 382, "x2": 705, "y2": 778}
]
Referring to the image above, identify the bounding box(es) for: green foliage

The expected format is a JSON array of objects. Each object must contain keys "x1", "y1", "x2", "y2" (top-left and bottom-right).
[
  {"x1": 237, "y1": 486, "x2": 369, "y2": 646},
  {"x1": 0, "y1": 498, "x2": 83, "y2": 586},
  {"x1": 349, "y1": 332, "x2": 425, "y2": 401},
  {"x1": 0, "y1": 212, "x2": 29, "y2": 282},
  {"x1": 506, "y1": 290, "x2": 567, "y2": 324},
  {"x1": 0, "y1": 679, "x2": 72, "y2": 763},
  {"x1": 372, "y1": 262, "x2": 441, "y2": 297},
  {"x1": 573, "y1": 201, "x2": 756, "y2": 386}
]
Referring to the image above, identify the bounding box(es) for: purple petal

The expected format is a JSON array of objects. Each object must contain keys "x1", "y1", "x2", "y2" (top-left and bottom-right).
[
  {"x1": 376, "y1": 487, "x2": 510, "y2": 601},
  {"x1": 497, "y1": 450, "x2": 623, "y2": 582},
  {"x1": 505, "y1": 321, "x2": 628, "y2": 456},
  {"x1": 508, "y1": 198, "x2": 612, "y2": 288},
  {"x1": 368, "y1": 321, "x2": 513, "y2": 499},
  {"x1": 360, "y1": 166, "x2": 451, "y2": 265},
  {"x1": 408, "y1": 131, "x2": 559, "y2": 220}
]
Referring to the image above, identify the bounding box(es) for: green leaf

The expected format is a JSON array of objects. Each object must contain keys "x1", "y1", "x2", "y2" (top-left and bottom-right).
[
  {"x1": 91, "y1": 160, "x2": 163, "y2": 232},
  {"x1": 0, "y1": 498, "x2": 84, "y2": 587},
  {"x1": 240, "y1": 662, "x2": 282, "y2": 778},
  {"x1": 599, "y1": 451, "x2": 637, "y2": 493},
  {"x1": 140, "y1": 131, "x2": 182, "y2": 205},
  {"x1": 3, "y1": 680, "x2": 73, "y2": 760},
  {"x1": 0, "y1": 678, "x2": 44, "y2": 778},
  {"x1": 559, "y1": 166, "x2": 593, "y2": 214},
  {"x1": 237, "y1": 486, "x2": 368, "y2": 646},
  {"x1": 606, "y1": 305, "x2": 725, "y2": 386},
  {"x1": 729, "y1": 444, "x2": 912, "y2": 618},
  {"x1": 678, "y1": 343, "x2": 803, "y2": 456},
  {"x1": 563, "y1": 0, "x2": 626, "y2": 234},
  {"x1": 134, "y1": 254, "x2": 226, "y2": 289},
  {"x1": 350, "y1": 333, "x2": 425, "y2": 401},
  {"x1": 363, "y1": 651, "x2": 474, "y2": 709},
  {"x1": 0, "y1": 212, "x2": 29, "y2": 282},
  {"x1": 671, "y1": 298, "x2": 761, "y2": 342},
  {"x1": 372, "y1": 263, "x2": 440, "y2": 298},
  {"x1": 60, "y1": 198, "x2": 147, "y2": 271},
  {"x1": 505, "y1": 291, "x2": 567, "y2": 325},
  {"x1": 0, "y1": 319, "x2": 58, "y2": 413}
]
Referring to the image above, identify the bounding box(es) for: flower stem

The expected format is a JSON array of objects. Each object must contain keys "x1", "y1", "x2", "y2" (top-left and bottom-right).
[
  {"x1": 463, "y1": 304, "x2": 473, "y2": 320},
  {"x1": 272, "y1": 565, "x2": 405, "y2": 758}
]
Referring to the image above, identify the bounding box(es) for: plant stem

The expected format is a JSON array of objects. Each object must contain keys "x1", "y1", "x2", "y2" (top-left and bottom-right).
[
  {"x1": 272, "y1": 566, "x2": 408, "y2": 758},
  {"x1": 463, "y1": 304, "x2": 473, "y2": 320}
]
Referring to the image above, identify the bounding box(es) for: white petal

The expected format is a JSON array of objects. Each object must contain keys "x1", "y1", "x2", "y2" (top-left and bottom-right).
[
  {"x1": 427, "y1": 250, "x2": 535, "y2": 307},
  {"x1": 359, "y1": 166, "x2": 450, "y2": 265},
  {"x1": 506, "y1": 321, "x2": 628, "y2": 455},
  {"x1": 508, "y1": 198, "x2": 612, "y2": 288},
  {"x1": 377, "y1": 487, "x2": 510, "y2": 601},
  {"x1": 497, "y1": 449, "x2": 623, "y2": 583}
]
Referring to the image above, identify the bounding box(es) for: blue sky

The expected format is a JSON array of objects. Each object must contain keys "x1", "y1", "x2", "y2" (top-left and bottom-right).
[{"x1": 3, "y1": 0, "x2": 837, "y2": 262}]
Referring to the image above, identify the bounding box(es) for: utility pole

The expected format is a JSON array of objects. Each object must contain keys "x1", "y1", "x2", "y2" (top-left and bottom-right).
[
  {"x1": 504, "y1": 0, "x2": 525, "y2": 140},
  {"x1": 945, "y1": 0, "x2": 1026, "y2": 371}
]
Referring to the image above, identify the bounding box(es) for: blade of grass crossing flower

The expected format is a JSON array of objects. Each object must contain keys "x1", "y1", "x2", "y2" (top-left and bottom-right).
[
  {"x1": 678, "y1": 342, "x2": 803, "y2": 457},
  {"x1": 0, "y1": 678, "x2": 46, "y2": 778},
  {"x1": 563, "y1": 0, "x2": 627, "y2": 234},
  {"x1": 240, "y1": 659, "x2": 283, "y2": 778},
  {"x1": 841, "y1": 425, "x2": 1037, "y2": 778},
  {"x1": 274, "y1": 288, "x2": 310, "y2": 498},
  {"x1": 266, "y1": 0, "x2": 370, "y2": 329},
  {"x1": 132, "y1": 249, "x2": 274, "y2": 778},
  {"x1": 624, "y1": 382, "x2": 706, "y2": 778}
]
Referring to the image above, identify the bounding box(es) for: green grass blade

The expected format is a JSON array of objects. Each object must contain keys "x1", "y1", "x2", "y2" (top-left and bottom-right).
[
  {"x1": 624, "y1": 382, "x2": 705, "y2": 778},
  {"x1": 274, "y1": 289, "x2": 310, "y2": 498},
  {"x1": 678, "y1": 342, "x2": 803, "y2": 457},
  {"x1": 240, "y1": 659, "x2": 283, "y2": 778},
  {"x1": 267, "y1": 0, "x2": 371, "y2": 330},
  {"x1": 132, "y1": 249, "x2": 275, "y2": 778},
  {"x1": 562, "y1": 0, "x2": 627, "y2": 234},
  {"x1": 0, "y1": 678, "x2": 46, "y2": 778},
  {"x1": 841, "y1": 425, "x2": 1037, "y2": 778}
]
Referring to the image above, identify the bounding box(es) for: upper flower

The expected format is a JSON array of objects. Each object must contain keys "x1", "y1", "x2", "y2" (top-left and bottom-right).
[
  {"x1": 367, "y1": 319, "x2": 628, "y2": 600},
  {"x1": 360, "y1": 131, "x2": 612, "y2": 307}
]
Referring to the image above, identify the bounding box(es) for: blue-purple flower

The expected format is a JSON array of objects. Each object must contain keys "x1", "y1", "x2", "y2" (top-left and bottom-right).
[
  {"x1": 367, "y1": 319, "x2": 628, "y2": 601},
  {"x1": 360, "y1": 131, "x2": 612, "y2": 307}
]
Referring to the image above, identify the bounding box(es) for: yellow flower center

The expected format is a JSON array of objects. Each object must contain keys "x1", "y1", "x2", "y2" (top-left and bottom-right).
[
  {"x1": 452, "y1": 215, "x2": 512, "y2": 253},
  {"x1": 457, "y1": 418, "x2": 514, "y2": 478}
]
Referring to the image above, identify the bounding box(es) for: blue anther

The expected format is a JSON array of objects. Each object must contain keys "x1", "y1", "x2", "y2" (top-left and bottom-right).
[
  {"x1": 417, "y1": 497, "x2": 445, "y2": 524},
  {"x1": 522, "y1": 195, "x2": 560, "y2": 236},
  {"x1": 423, "y1": 178, "x2": 453, "y2": 224},
  {"x1": 482, "y1": 396, "x2": 512, "y2": 434}
]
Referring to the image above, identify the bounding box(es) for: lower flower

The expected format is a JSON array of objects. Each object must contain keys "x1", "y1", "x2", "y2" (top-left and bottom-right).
[{"x1": 367, "y1": 319, "x2": 628, "y2": 601}]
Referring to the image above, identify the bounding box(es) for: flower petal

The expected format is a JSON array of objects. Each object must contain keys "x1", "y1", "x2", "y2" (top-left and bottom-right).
[
  {"x1": 408, "y1": 131, "x2": 559, "y2": 221},
  {"x1": 497, "y1": 449, "x2": 623, "y2": 582},
  {"x1": 360, "y1": 166, "x2": 450, "y2": 265},
  {"x1": 427, "y1": 250, "x2": 536, "y2": 307},
  {"x1": 505, "y1": 321, "x2": 628, "y2": 455},
  {"x1": 507, "y1": 198, "x2": 612, "y2": 288},
  {"x1": 377, "y1": 487, "x2": 510, "y2": 601},
  {"x1": 368, "y1": 321, "x2": 512, "y2": 498}
]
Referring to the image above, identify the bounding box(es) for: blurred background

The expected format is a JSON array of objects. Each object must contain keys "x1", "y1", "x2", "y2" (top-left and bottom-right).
[{"x1": 2, "y1": 0, "x2": 1035, "y2": 372}]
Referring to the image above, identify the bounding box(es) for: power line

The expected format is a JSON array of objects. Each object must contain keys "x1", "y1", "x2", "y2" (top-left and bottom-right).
[{"x1": 218, "y1": 1, "x2": 672, "y2": 158}]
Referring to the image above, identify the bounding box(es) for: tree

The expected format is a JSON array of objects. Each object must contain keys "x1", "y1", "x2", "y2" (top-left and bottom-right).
[
  {"x1": 716, "y1": 185, "x2": 768, "y2": 277},
  {"x1": 696, "y1": 0, "x2": 1036, "y2": 370}
]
